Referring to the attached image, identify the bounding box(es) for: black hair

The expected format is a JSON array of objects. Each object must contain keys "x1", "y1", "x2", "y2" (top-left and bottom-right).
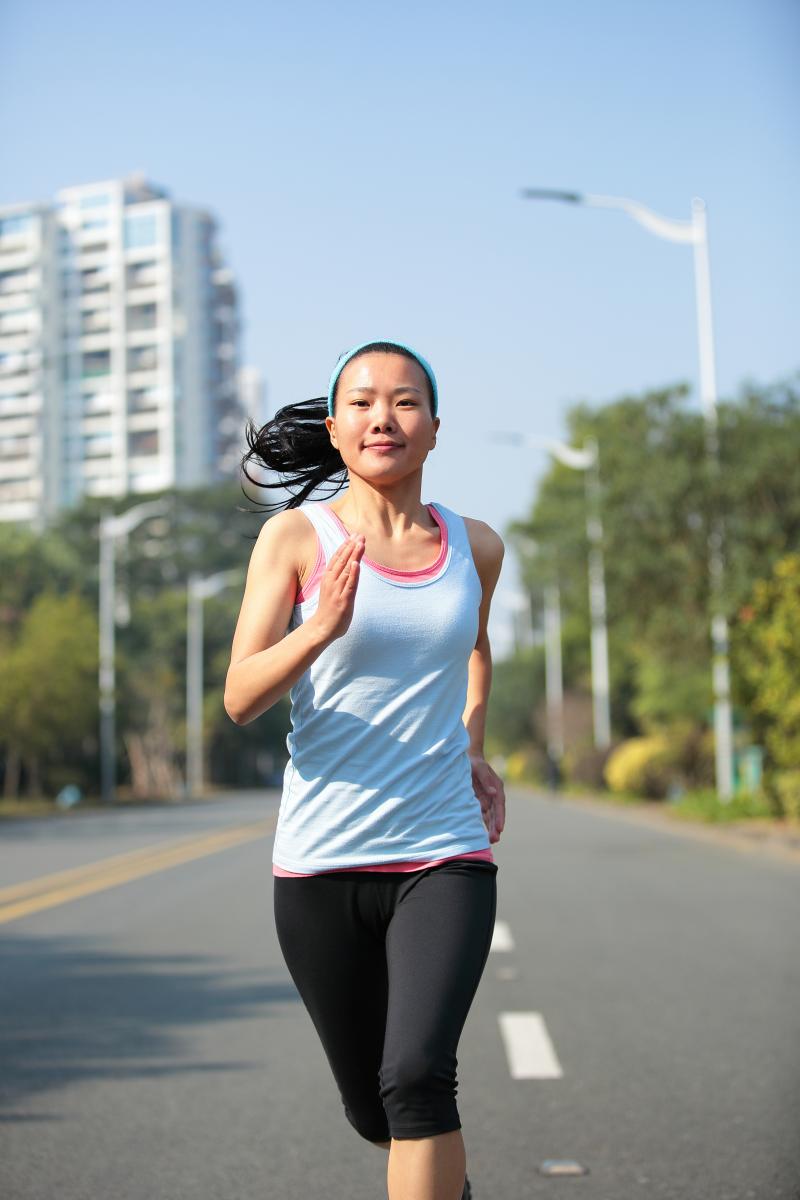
[{"x1": 238, "y1": 341, "x2": 436, "y2": 519}]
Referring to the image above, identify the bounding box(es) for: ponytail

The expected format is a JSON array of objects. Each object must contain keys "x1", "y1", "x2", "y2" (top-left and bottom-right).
[{"x1": 238, "y1": 396, "x2": 347, "y2": 520}]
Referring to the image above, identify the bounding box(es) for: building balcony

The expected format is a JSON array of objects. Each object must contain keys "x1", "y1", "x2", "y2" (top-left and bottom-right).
[
  {"x1": 0, "y1": 248, "x2": 37, "y2": 273},
  {"x1": 0, "y1": 373, "x2": 34, "y2": 394},
  {"x1": 126, "y1": 263, "x2": 162, "y2": 289},
  {"x1": 125, "y1": 284, "x2": 162, "y2": 307},
  {"x1": 126, "y1": 368, "x2": 159, "y2": 388},
  {"x1": 81, "y1": 277, "x2": 112, "y2": 295},
  {"x1": 82, "y1": 394, "x2": 114, "y2": 416},
  {"x1": 0, "y1": 309, "x2": 39, "y2": 333},
  {"x1": 0, "y1": 231, "x2": 34, "y2": 253},
  {"x1": 0, "y1": 292, "x2": 34, "y2": 313},
  {"x1": 126, "y1": 325, "x2": 159, "y2": 345},
  {"x1": 0, "y1": 352, "x2": 32, "y2": 376},
  {"x1": 0, "y1": 456, "x2": 31, "y2": 479},
  {"x1": 82, "y1": 459, "x2": 122, "y2": 482},
  {"x1": 79, "y1": 332, "x2": 113, "y2": 353},
  {"x1": 0, "y1": 270, "x2": 35, "y2": 296},
  {"x1": 77, "y1": 249, "x2": 111, "y2": 271},
  {"x1": 0, "y1": 331, "x2": 36, "y2": 354},
  {"x1": 79, "y1": 292, "x2": 113, "y2": 313},
  {"x1": 0, "y1": 414, "x2": 35, "y2": 437},
  {"x1": 0, "y1": 477, "x2": 40, "y2": 503},
  {"x1": 80, "y1": 373, "x2": 116, "y2": 394},
  {"x1": 81, "y1": 312, "x2": 113, "y2": 335},
  {"x1": 127, "y1": 410, "x2": 164, "y2": 431},
  {"x1": 0, "y1": 393, "x2": 37, "y2": 417},
  {"x1": 127, "y1": 386, "x2": 162, "y2": 414}
]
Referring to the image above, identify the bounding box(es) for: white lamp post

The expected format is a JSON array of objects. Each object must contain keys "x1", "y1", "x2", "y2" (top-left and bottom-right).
[
  {"x1": 98, "y1": 499, "x2": 171, "y2": 805},
  {"x1": 494, "y1": 433, "x2": 611, "y2": 751},
  {"x1": 520, "y1": 188, "x2": 733, "y2": 800},
  {"x1": 186, "y1": 569, "x2": 242, "y2": 799}
]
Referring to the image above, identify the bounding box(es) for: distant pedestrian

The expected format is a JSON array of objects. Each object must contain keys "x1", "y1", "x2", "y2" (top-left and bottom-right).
[{"x1": 225, "y1": 339, "x2": 506, "y2": 1200}]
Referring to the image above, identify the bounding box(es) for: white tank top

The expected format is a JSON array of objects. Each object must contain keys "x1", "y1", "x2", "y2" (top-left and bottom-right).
[{"x1": 271, "y1": 499, "x2": 493, "y2": 874}]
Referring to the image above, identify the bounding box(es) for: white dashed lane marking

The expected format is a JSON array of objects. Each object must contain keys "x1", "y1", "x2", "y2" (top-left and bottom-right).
[
  {"x1": 491, "y1": 918, "x2": 564, "y2": 1079},
  {"x1": 489, "y1": 919, "x2": 514, "y2": 952},
  {"x1": 498, "y1": 1012, "x2": 564, "y2": 1079}
]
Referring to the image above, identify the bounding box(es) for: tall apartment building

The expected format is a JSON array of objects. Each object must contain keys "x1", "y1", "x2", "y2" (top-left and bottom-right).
[{"x1": 0, "y1": 174, "x2": 249, "y2": 526}]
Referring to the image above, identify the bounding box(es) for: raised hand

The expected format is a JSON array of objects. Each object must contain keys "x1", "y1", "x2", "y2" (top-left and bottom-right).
[{"x1": 310, "y1": 533, "x2": 366, "y2": 643}]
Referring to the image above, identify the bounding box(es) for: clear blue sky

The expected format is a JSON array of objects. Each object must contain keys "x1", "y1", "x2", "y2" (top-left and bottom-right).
[{"x1": 2, "y1": 0, "x2": 797, "y2": 655}]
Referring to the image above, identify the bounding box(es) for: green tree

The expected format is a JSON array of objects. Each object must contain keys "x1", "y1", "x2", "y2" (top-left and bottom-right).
[
  {"x1": 506, "y1": 371, "x2": 800, "y2": 743},
  {"x1": 732, "y1": 553, "x2": 800, "y2": 818},
  {"x1": 0, "y1": 592, "x2": 98, "y2": 798}
]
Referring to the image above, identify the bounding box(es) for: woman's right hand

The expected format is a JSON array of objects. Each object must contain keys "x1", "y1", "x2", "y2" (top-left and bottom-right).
[{"x1": 309, "y1": 534, "x2": 366, "y2": 643}]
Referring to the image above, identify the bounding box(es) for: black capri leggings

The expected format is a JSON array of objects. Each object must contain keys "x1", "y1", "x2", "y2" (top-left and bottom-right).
[{"x1": 273, "y1": 858, "x2": 498, "y2": 1142}]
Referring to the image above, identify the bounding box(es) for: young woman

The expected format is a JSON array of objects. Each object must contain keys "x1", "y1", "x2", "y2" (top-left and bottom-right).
[{"x1": 225, "y1": 339, "x2": 507, "y2": 1200}]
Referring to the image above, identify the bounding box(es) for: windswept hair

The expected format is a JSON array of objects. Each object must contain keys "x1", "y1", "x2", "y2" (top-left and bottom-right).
[
  {"x1": 238, "y1": 342, "x2": 436, "y2": 521},
  {"x1": 239, "y1": 395, "x2": 346, "y2": 518}
]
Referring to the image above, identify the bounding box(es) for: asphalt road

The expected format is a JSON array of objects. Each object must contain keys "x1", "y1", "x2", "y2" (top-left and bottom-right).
[{"x1": 1, "y1": 789, "x2": 798, "y2": 1200}]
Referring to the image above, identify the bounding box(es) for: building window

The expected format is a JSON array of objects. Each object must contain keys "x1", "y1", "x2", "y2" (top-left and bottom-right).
[
  {"x1": 82, "y1": 351, "x2": 111, "y2": 378},
  {"x1": 0, "y1": 270, "x2": 29, "y2": 295},
  {"x1": 126, "y1": 302, "x2": 157, "y2": 332},
  {"x1": 128, "y1": 387, "x2": 159, "y2": 412},
  {"x1": 127, "y1": 345, "x2": 158, "y2": 373},
  {"x1": 84, "y1": 433, "x2": 113, "y2": 458},
  {"x1": 80, "y1": 193, "x2": 111, "y2": 210},
  {"x1": 124, "y1": 214, "x2": 158, "y2": 250},
  {"x1": 0, "y1": 215, "x2": 33, "y2": 238},
  {"x1": 129, "y1": 429, "x2": 159, "y2": 457}
]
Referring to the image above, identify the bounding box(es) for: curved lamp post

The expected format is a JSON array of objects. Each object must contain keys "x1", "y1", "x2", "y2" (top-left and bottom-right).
[{"x1": 520, "y1": 188, "x2": 733, "y2": 800}]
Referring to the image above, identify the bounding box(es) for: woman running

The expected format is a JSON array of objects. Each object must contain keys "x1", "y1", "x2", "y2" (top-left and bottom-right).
[{"x1": 225, "y1": 339, "x2": 507, "y2": 1200}]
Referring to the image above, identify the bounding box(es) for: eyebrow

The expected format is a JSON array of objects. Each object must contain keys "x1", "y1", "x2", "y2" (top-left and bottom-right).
[{"x1": 345, "y1": 386, "x2": 423, "y2": 395}]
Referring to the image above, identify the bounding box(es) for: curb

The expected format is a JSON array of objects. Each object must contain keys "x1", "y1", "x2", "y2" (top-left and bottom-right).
[{"x1": 525, "y1": 787, "x2": 800, "y2": 866}]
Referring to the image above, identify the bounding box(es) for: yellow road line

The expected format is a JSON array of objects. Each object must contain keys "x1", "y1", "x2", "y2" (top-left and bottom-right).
[{"x1": 0, "y1": 818, "x2": 276, "y2": 926}]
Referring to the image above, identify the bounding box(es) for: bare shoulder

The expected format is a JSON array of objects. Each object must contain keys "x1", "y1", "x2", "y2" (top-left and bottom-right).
[
  {"x1": 462, "y1": 515, "x2": 505, "y2": 575},
  {"x1": 253, "y1": 505, "x2": 319, "y2": 588}
]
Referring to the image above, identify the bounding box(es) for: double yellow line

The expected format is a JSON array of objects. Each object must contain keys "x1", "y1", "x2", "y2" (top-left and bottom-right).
[{"x1": 0, "y1": 817, "x2": 275, "y2": 926}]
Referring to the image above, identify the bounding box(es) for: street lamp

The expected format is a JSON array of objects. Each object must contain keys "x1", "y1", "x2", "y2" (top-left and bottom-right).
[
  {"x1": 98, "y1": 499, "x2": 171, "y2": 805},
  {"x1": 520, "y1": 187, "x2": 733, "y2": 800},
  {"x1": 185, "y1": 569, "x2": 242, "y2": 799},
  {"x1": 493, "y1": 432, "x2": 611, "y2": 751}
]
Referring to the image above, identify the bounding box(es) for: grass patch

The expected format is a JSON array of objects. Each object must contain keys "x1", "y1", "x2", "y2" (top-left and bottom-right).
[{"x1": 665, "y1": 788, "x2": 775, "y2": 824}]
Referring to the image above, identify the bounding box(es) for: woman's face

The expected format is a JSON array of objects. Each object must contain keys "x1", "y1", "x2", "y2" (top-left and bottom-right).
[{"x1": 326, "y1": 351, "x2": 439, "y2": 482}]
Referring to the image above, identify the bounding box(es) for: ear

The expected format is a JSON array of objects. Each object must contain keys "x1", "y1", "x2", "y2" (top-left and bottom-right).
[{"x1": 325, "y1": 415, "x2": 337, "y2": 447}]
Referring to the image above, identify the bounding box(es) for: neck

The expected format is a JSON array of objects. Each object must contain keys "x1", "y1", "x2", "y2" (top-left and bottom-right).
[{"x1": 332, "y1": 473, "x2": 433, "y2": 533}]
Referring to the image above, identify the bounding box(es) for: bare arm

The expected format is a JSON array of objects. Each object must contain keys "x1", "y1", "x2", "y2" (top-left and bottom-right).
[
  {"x1": 462, "y1": 519, "x2": 504, "y2": 755},
  {"x1": 462, "y1": 518, "x2": 506, "y2": 842},
  {"x1": 224, "y1": 512, "x2": 364, "y2": 725}
]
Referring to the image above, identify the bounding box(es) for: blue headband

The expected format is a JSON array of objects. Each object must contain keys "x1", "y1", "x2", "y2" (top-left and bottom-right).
[{"x1": 327, "y1": 340, "x2": 438, "y2": 418}]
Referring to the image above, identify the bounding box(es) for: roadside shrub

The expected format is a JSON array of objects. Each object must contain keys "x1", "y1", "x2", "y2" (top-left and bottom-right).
[
  {"x1": 604, "y1": 735, "x2": 674, "y2": 799},
  {"x1": 771, "y1": 770, "x2": 800, "y2": 823}
]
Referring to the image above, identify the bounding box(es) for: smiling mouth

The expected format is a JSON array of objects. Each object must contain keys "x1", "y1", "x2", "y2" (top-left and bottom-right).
[{"x1": 366, "y1": 443, "x2": 403, "y2": 450}]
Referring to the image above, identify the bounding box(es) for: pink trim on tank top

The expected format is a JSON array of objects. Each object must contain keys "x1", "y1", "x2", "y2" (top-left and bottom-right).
[
  {"x1": 294, "y1": 503, "x2": 448, "y2": 603},
  {"x1": 325, "y1": 503, "x2": 448, "y2": 580},
  {"x1": 295, "y1": 536, "x2": 325, "y2": 603},
  {"x1": 272, "y1": 846, "x2": 494, "y2": 877}
]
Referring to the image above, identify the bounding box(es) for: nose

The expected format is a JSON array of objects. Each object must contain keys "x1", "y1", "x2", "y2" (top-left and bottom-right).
[{"x1": 370, "y1": 405, "x2": 396, "y2": 431}]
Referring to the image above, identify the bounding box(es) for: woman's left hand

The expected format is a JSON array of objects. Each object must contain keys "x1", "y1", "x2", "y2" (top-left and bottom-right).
[{"x1": 468, "y1": 753, "x2": 506, "y2": 845}]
